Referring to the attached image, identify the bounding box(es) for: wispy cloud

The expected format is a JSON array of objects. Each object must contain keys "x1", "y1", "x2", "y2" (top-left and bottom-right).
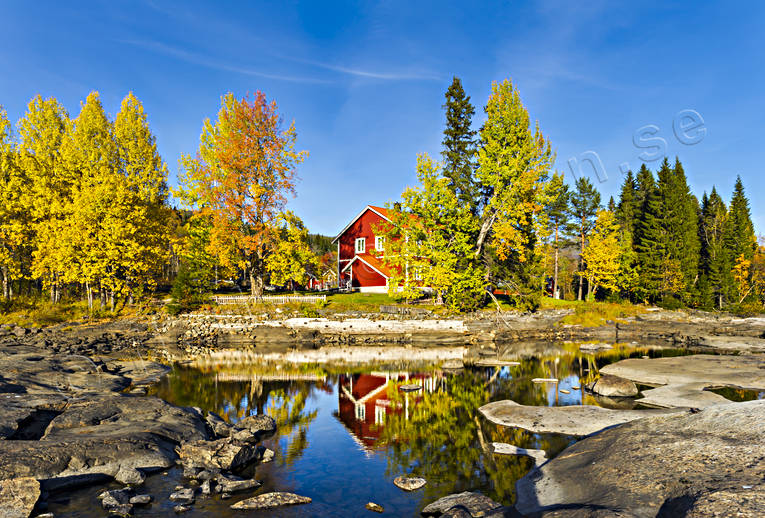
[
  {"x1": 292, "y1": 57, "x2": 442, "y2": 81},
  {"x1": 118, "y1": 39, "x2": 332, "y2": 84}
]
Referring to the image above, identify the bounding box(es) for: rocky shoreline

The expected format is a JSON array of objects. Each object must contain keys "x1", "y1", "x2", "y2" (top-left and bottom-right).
[{"x1": 0, "y1": 308, "x2": 764, "y2": 517}]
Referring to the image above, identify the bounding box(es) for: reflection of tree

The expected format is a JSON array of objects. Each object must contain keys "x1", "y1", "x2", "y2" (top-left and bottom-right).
[
  {"x1": 267, "y1": 388, "x2": 318, "y2": 466},
  {"x1": 378, "y1": 370, "x2": 545, "y2": 506},
  {"x1": 152, "y1": 366, "x2": 318, "y2": 465}
]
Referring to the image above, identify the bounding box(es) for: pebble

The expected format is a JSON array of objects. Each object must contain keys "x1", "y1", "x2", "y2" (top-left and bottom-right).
[
  {"x1": 173, "y1": 504, "x2": 191, "y2": 513},
  {"x1": 129, "y1": 494, "x2": 152, "y2": 505},
  {"x1": 366, "y1": 502, "x2": 384, "y2": 513}
]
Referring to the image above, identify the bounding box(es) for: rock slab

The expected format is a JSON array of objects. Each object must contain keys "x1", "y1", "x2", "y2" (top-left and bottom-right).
[
  {"x1": 230, "y1": 492, "x2": 312, "y2": 510},
  {"x1": 515, "y1": 400, "x2": 765, "y2": 517},
  {"x1": 0, "y1": 477, "x2": 40, "y2": 518},
  {"x1": 479, "y1": 400, "x2": 680, "y2": 436},
  {"x1": 421, "y1": 491, "x2": 503, "y2": 516}
]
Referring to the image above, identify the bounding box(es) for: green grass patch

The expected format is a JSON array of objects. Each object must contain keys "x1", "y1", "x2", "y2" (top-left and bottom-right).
[{"x1": 550, "y1": 299, "x2": 646, "y2": 327}]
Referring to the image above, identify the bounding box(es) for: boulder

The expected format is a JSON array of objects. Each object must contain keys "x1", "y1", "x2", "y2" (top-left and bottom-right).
[
  {"x1": 178, "y1": 437, "x2": 264, "y2": 471},
  {"x1": 515, "y1": 401, "x2": 765, "y2": 517},
  {"x1": 169, "y1": 487, "x2": 195, "y2": 504},
  {"x1": 393, "y1": 476, "x2": 427, "y2": 491},
  {"x1": 215, "y1": 473, "x2": 261, "y2": 493},
  {"x1": 590, "y1": 374, "x2": 638, "y2": 397},
  {"x1": 479, "y1": 400, "x2": 681, "y2": 436},
  {"x1": 236, "y1": 414, "x2": 276, "y2": 437},
  {"x1": 0, "y1": 477, "x2": 41, "y2": 518},
  {"x1": 421, "y1": 491, "x2": 503, "y2": 516},
  {"x1": 230, "y1": 492, "x2": 312, "y2": 510},
  {"x1": 205, "y1": 411, "x2": 231, "y2": 438},
  {"x1": 115, "y1": 467, "x2": 145, "y2": 486}
]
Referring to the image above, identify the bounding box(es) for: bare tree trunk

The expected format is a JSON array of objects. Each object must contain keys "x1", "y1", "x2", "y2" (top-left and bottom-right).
[
  {"x1": 86, "y1": 281, "x2": 93, "y2": 312},
  {"x1": 553, "y1": 225, "x2": 559, "y2": 299},
  {"x1": 110, "y1": 291, "x2": 115, "y2": 312},
  {"x1": 474, "y1": 210, "x2": 497, "y2": 258},
  {"x1": 1, "y1": 267, "x2": 8, "y2": 299},
  {"x1": 577, "y1": 229, "x2": 585, "y2": 300}
]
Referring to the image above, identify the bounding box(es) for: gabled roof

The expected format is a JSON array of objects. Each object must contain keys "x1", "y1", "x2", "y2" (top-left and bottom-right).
[
  {"x1": 331, "y1": 205, "x2": 392, "y2": 244},
  {"x1": 340, "y1": 252, "x2": 392, "y2": 278}
]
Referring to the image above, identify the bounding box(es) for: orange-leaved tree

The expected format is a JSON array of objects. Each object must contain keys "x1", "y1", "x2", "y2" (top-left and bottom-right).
[{"x1": 178, "y1": 92, "x2": 307, "y2": 296}]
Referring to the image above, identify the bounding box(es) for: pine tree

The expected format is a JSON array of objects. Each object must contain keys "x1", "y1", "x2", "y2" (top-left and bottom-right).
[
  {"x1": 568, "y1": 176, "x2": 601, "y2": 300},
  {"x1": 441, "y1": 77, "x2": 478, "y2": 213},
  {"x1": 545, "y1": 172, "x2": 569, "y2": 299}
]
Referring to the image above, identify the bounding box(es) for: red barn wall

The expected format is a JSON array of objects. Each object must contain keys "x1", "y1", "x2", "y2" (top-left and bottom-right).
[
  {"x1": 351, "y1": 260, "x2": 386, "y2": 287},
  {"x1": 338, "y1": 208, "x2": 387, "y2": 262}
]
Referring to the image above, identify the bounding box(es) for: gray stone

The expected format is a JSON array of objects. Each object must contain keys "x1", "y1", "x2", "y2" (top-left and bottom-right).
[
  {"x1": 169, "y1": 487, "x2": 195, "y2": 504},
  {"x1": 215, "y1": 473, "x2": 261, "y2": 493},
  {"x1": 101, "y1": 488, "x2": 133, "y2": 509},
  {"x1": 230, "y1": 492, "x2": 312, "y2": 510},
  {"x1": 393, "y1": 476, "x2": 426, "y2": 491},
  {"x1": 115, "y1": 467, "x2": 145, "y2": 486},
  {"x1": 205, "y1": 411, "x2": 231, "y2": 438},
  {"x1": 178, "y1": 437, "x2": 263, "y2": 471},
  {"x1": 173, "y1": 505, "x2": 190, "y2": 513},
  {"x1": 479, "y1": 399, "x2": 681, "y2": 436},
  {"x1": 421, "y1": 491, "x2": 502, "y2": 516},
  {"x1": 491, "y1": 442, "x2": 547, "y2": 465},
  {"x1": 515, "y1": 400, "x2": 765, "y2": 517},
  {"x1": 200, "y1": 480, "x2": 212, "y2": 495},
  {"x1": 129, "y1": 494, "x2": 152, "y2": 505},
  {"x1": 591, "y1": 374, "x2": 638, "y2": 397},
  {"x1": 0, "y1": 477, "x2": 41, "y2": 518},
  {"x1": 107, "y1": 504, "x2": 133, "y2": 517},
  {"x1": 236, "y1": 413, "x2": 276, "y2": 437}
]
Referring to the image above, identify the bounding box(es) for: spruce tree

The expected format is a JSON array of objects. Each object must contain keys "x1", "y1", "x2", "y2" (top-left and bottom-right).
[
  {"x1": 568, "y1": 176, "x2": 601, "y2": 300},
  {"x1": 726, "y1": 176, "x2": 756, "y2": 261},
  {"x1": 633, "y1": 164, "x2": 664, "y2": 301},
  {"x1": 615, "y1": 171, "x2": 638, "y2": 299},
  {"x1": 699, "y1": 188, "x2": 728, "y2": 308},
  {"x1": 441, "y1": 76, "x2": 478, "y2": 213},
  {"x1": 724, "y1": 176, "x2": 756, "y2": 303}
]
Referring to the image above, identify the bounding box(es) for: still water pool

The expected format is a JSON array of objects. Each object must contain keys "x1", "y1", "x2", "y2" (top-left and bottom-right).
[{"x1": 49, "y1": 343, "x2": 705, "y2": 517}]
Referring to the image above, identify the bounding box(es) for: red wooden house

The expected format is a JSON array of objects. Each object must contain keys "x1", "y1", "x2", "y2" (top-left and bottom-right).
[{"x1": 332, "y1": 205, "x2": 394, "y2": 292}]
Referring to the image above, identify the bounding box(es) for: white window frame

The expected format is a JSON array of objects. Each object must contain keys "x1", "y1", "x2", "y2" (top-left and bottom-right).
[
  {"x1": 355, "y1": 237, "x2": 366, "y2": 254},
  {"x1": 375, "y1": 235, "x2": 385, "y2": 251},
  {"x1": 414, "y1": 267, "x2": 423, "y2": 281}
]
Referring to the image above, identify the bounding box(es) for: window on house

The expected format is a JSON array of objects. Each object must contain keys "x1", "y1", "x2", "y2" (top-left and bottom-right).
[
  {"x1": 414, "y1": 267, "x2": 422, "y2": 281},
  {"x1": 355, "y1": 237, "x2": 366, "y2": 254},
  {"x1": 375, "y1": 235, "x2": 385, "y2": 251}
]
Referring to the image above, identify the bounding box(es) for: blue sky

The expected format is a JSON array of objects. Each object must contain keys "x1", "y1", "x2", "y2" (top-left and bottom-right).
[{"x1": 1, "y1": 1, "x2": 763, "y2": 235}]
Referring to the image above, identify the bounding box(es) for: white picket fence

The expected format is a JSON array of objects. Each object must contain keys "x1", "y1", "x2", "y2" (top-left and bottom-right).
[{"x1": 211, "y1": 294, "x2": 327, "y2": 305}]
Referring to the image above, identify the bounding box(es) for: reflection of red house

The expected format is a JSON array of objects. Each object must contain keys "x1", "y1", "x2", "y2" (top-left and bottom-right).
[
  {"x1": 332, "y1": 205, "x2": 393, "y2": 293},
  {"x1": 336, "y1": 372, "x2": 439, "y2": 450}
]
